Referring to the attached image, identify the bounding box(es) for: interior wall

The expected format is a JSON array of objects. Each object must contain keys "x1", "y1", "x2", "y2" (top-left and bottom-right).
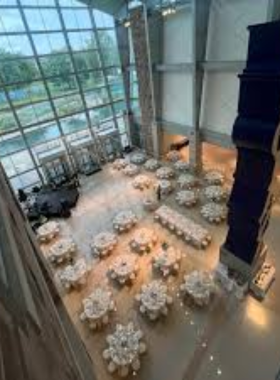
[
  {"x1": 163, "y1": 8, "x2": 193, "y2": 64},
  {"x1": 161, "y1": 8, "x2": 193, "y2": 127},
  {"x1": 200, "y1": 0, "x2": 270, "y2": 136},
  {"x1": 201, "y1": 72, "x2": 239, "y2": 135},
  {"x1": 162, "y1": 72, "x2": 193, "y2": 126}
]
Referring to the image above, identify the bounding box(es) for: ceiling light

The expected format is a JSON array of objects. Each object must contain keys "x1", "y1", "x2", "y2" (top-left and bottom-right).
[
  {"x1": 124, "y1": 20, "x2": 131, "y2": 28},
  {"x1": 161, "y1": 5, "x2": 177, "y2": 17}
]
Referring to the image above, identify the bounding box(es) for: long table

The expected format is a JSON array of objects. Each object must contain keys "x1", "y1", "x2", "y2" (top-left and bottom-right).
[{"x1": 154, "y1": 205, "x2": 211, "y2": 249}]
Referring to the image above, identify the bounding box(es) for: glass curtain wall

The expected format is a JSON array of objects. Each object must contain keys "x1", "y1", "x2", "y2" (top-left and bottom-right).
[
  {"x1": 128, "y1": 28, "x2": 140, "y2": 118},
  {"x1": 0, "y1": 0, "x2": 128, "y2": 191}
]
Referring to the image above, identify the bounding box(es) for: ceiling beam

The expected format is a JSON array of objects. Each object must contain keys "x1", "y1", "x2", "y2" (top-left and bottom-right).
[{"x1": 79, "y1": 0, "x2": 126, "y2": 16}]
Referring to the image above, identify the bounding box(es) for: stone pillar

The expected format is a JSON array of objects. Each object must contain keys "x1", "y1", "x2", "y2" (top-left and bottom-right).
[
  {"x1": 220, "y1": 21, "x2": 280, "y2": 280},
  {"x1": 189, "y1": 130, "x2": 203, "y2": 173},
  {"x1": 130, "y1": 4, "x2": 159, "y2": 157},
  {"x1": 115, "y1": 21, "x2": 135, "y2": 148}
]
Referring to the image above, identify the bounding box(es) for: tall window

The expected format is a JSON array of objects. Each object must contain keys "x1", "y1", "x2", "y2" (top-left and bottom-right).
[{"x1": 0, "y1": 0, "x2": 127, "y2": 190}]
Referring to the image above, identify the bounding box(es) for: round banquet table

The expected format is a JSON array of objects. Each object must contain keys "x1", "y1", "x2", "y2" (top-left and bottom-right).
[
  {"x1": 108, "y1": 254, "x2": 138, "y2": 285},
  {"x1": 152, "y1": 246, "x2": 181, "y2": 277},
  {"x1": 123, "y1": 164, "x2": 140, "y2": 177},
  {"x1": 180, "y1": 270, "x2": 215, "y2": 307},
  {"x1": 200, "y1": 202, "x2": 227, "y2": 224},
  {"x1": 156, "y1": 166, "x2": 174, "y2": 179},
  {"x1": 175, "y1": 190, "x2": 198, "y2": 207},
  {"x1": 174, "y1": 160, "x2": 189, "y2": 172},
  {"x1": 135, "y1": 280, "x2": 173, "y2": 320},
  {"x1": 204, "y1": 170, "x2": 224, "y2": 185},
  {"x1": 132, "y1": 175, "x2": 151, "y2": 190},
  {"x1": 129, "y1": 228, "x2": 157, "y2": 254},
  {"x1": 157, "y1": 179, "x2": 173, "y2": 195},
  {"x1": 144, "y1": 158, "x2": 160, "y2": 171},
  {"x1": 130, "y1": 152, "x2": 147, "y2": 165},
  {"x1": 80, "y1": 288, "x2": 115, "y2": 330},
  {"x1": 177, "y1": 174, "x2": 199, "y2": 189},
  {"x1": 58, "y1": 258, "x2": 89, "y2": 290},
  {"x1": 113, "y1": 158, "x2": 128, "y2": 170},
  {"x1": 37, "y1": 221, "x2": 59, "y2": 242},
  {"x1": 91, "y1": 232, "x2": 118, "y2": 258},
  {"x1": 204, "y1": 185, "x2": 228, "y2": 202},
  {"x1": 113, "y1": 210, "x2": 138, "y2": 233},
  {"x1": 103, "y1": 322, "x2": 146, "y2": 377},
  {"x1": 48, "y1": 238, "x2": 76, "y2": 264}
]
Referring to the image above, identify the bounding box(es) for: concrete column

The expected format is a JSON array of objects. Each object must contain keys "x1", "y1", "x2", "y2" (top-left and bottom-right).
[{"x1": 191, "y1": 0, "x2": 211, "y2": 172}]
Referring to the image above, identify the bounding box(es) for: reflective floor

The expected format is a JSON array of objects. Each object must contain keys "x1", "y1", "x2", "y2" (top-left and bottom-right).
[{"x1": 42, "y1": 146, "x2": 280, "y2": 380}]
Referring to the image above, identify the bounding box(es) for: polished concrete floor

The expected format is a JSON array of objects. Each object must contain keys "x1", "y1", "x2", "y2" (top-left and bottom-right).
[{"x1": 43, "y1": 145, "x2": 280, "y2": 380}]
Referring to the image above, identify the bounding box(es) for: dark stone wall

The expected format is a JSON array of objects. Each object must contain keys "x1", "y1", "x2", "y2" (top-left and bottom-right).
[{"x1": 220, "y1": 21, "x2": 280, "y2": 274}]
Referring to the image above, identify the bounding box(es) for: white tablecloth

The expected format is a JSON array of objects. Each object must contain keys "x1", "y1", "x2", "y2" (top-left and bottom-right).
[
  {"x1": 129, "y1": 228, "x2": 157, "y2": 253},
  {"x1": 174, "y1": 160, "x2": 190, "y2": 172},
  {"x1": 58, "y1": 258, "x2": 89, "y2": 290},
  {"x1": 113, "y1": 158, "x2": 128, "y2": 170},
  {"x1": 144, "y1": 158, "x2": 160, "y2": 171},
  {"x1": 154, "y1": 205, "x2": 211, "y2": 249},
  {"x1": 132, "y1": 175, "x2": 151, "y2": 190},
  {"x1": 177, "y1": 174, "x2": 199, "y2": 189},
  {"x1": 136, "y1": 280, "x2": 173, "y2": 320},
  {"x1": 200, "y1": 202, "x2": 227, "y2": 224},
  {"x1": 175, "y1": 190, "x2": 198, "y2": 207},
  {"x1": 152, "y1": 246, "x2": 181, "y2": 277},
  {"x1": 130, "y1": 152, "x2": 147, "y2": 165},
  {"x1": 48, "y1": 238, "x2": 76, "y2": 264},
  {"x1": 103, "y1": 322, "x2": 146, "y2": 377},
  {"x1": 37, "y1": 221, "x2": 59, "y2": 242},
  {"x1": 123, "y1": 164, "x2": 140, "y2": 177},
  {"x1": 113, "y1": 210, "x2": 138, "y2": 233},
  {"x1": 156, "y1": 166, "x2": 174, "y2": 179},
  {"x1": 204, "y1": 185, "x2": 228, "y2": 202},
  {"x1": 91, "y1": 232, "x2": 118, "y2": 257},
  {"x1": 180, "y1": 270, "x2": 216, "y2": 307},
  {"x1": 109, "y1": 254, "x2": 138, "y2": 285},
  {"x1": 157, "y1": 179, "x2": 173, "y2": 195},
  {"x1": 80, "y1": 288, "x2": 115, "y2": 330},
  {"x1": 204, "y1": 170, "x2": 224, "y2": 185}
]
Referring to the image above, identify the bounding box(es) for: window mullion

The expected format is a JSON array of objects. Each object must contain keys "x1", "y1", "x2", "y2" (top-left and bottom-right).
[
  {"x1": 16, "y1": 0, "x2": 75, "y2": 177},
  {"x1": 54, "y1": 0, "x2": 102, "y2": 165}
]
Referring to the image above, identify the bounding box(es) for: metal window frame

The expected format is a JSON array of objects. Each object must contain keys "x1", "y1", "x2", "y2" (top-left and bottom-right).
[{"x1": 0, "y1": 1, "x2": 129, "y2": 189}]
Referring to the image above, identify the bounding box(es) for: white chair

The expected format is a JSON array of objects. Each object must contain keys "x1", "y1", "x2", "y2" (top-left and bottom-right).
[
  {"x1": 139, "y1": 342, "x2": 146, "y2": 354},
  {"x1": 108, "y1": 361, "x2": 116, "y2": 373}
]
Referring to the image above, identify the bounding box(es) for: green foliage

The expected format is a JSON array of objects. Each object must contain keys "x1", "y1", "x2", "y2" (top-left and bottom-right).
[
  {"x1": 41, "y1": 52, "x2": 76, "y2": 90},
  {"x1": 0, "y1": 30, "x2": 119, "y2": 91},
  {"x1": 0, "y1": 50, "x2": 38, "y2": 88},
  {"x1": 0, "y1": 30, "x2": 121, "y2": 133}
]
